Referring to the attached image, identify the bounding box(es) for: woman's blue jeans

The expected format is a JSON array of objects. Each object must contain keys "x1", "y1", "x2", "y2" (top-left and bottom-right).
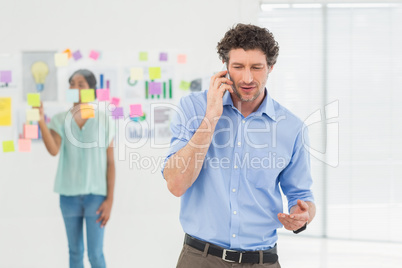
[{"x1": 60, "y1": 194, "x2": 106, "y2": 268}]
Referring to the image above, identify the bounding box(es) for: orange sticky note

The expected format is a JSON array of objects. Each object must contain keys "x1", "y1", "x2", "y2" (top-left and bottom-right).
[
  {"x1": 24, "y1": 124, "x2": 39, "y2": 139},
  {"x1": 80, "y1": 104, "x2": 95, "y2": 119},
  {"x1": 18, "y1": 139, "x2": 31, "y2": 152},
  {"x1": 63, "y1": 49, "x2": 72, "y2": 59}
]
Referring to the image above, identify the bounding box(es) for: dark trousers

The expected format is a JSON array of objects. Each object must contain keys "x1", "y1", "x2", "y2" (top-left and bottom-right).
[{"x1": 176, "y1": 244, "x2": 281, "y2": 268}]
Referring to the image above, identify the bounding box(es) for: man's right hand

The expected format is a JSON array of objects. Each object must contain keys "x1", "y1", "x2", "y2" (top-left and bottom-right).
[{"x1": 205, "y1": 70, "x2": 233, "y2": 120}]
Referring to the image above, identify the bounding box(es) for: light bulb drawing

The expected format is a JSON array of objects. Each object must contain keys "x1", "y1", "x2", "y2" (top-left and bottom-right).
[{"x1": 31, "y1": 61, "x2": 49, "y2": 92}]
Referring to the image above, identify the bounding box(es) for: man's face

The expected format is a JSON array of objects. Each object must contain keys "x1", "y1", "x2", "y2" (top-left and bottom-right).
[{"x1": 227, "y1": 48, "x2": 272, "y2": 103}]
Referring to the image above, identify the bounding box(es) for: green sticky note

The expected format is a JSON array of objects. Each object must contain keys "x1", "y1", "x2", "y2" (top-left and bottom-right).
[
  {"x1": 149, "y1": 67, "x2": 161, "y2": 80},
  {"x1": 180, "y1": 81, "x2": 191, "y2": 90},
  {"x1": 3, "y1": 140, "x2": 15, "y2": 153},
  {"x1": 139, "y1": 52, "x2": 148, "y2": 61},
  {"x1": 27, "y1": 93, "x2": 41, "y2": 107},
  {"x1": 80, "y1": 89, "x2": 95, "y2": 103}
]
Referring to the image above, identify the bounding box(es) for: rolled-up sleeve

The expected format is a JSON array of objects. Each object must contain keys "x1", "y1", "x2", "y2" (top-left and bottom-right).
[{"x1": 279, "y1": 125, "x2": 315, "y2": 211}]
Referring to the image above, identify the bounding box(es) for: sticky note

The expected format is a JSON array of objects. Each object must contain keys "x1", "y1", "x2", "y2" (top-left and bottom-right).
[
  {"x1": 130, "y1": 68, "x2": 144, "y2": 80},
  {"x1": 89, "y1": 50, "x2": 100, "y2": 60},
  {"x1": 54, "y1": 53, "x2": 69, "y2": 67},
  {"x1": 130, "y1": 104, "x2": 143, "y2": 117},
  {"x1": 149, "y1": 82, "x2": 162, "y2": 95},
  {"x1": 149, "y1": 67, "x2": 161, "y2": 80},
  {"x1": 72, "y1": 50, "x2": 82, "y2": 61},
  {"x1": 66, "y1": 89, "x2": 79, "y2": 103},
  {"x1": 0, "y1": 70, "x2": 12, "y2": 83},
  {"x1": 81, "y1": 89, "x2": 95, "y2": 103},
  {"x1": 112, "y1": 107, "x2": 124, "y2": 119},
  {"x1": 110, "y1": 97, "x2": 120, "y2": 107},
  {"x1": 26, "y1": 109, "x2": 40, "y2": 122},
  {"x1": 96, "y1": 89, "x2": 110, "y2": 101},
  {"x1": 180, "y1": 81, "x2": 191, "y2": 90},
  {"x1": 63, "y1": 49, "x2": 72, "y2": 59},
  {"x1": 27, "y1": 93, "x2": 41, "y2": 107},
  {"x1": 159, "y1": 52, "x2": 168, "y2": 61},
  {"x1": 0, "y1": 97, "x2": 12, "y2": 126},
  {"x1": 2, "y1": 140, "x2": 15, "y2": 153},
  {"x1": 177, "y1": 54, "x2": 187, "y2": 64},
  {"x1": 18, "y1": 139, "x2": 31, "y2": 152},
  {"x1": 80, "y1": 104, "x2": 95, "y2": 119},
  {"x1": 139, "y1": 52, "x2": 148, "y2": 61},
  {"x1": 24, "y1": 124, "x2": 38, "y2": 139}
]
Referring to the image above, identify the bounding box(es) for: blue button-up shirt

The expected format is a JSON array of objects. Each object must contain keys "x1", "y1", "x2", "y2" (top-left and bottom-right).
[{"x1": 163, "y1": 89, "x2": 314, "y2": 251}]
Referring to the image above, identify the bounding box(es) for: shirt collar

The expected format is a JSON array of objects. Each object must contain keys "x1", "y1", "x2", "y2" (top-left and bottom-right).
[{"x1": 222, "y1": 89, "x2": 277, "y2": 121}]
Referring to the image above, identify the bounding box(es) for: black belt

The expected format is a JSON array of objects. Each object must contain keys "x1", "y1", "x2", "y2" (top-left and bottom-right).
[{"x1": 184, "y1": 234, "x2": 278, "y2": 264}]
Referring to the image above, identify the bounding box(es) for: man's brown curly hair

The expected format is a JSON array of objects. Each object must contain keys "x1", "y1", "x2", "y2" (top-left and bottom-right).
[{"x1": 217, "y1": 24, "x2": 279, "y2": 66}]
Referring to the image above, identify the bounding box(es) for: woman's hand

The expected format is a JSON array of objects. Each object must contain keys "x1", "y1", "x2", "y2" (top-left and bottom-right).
[{"x1": 96, "y1": 198, "x2": 113, "y2": 228}]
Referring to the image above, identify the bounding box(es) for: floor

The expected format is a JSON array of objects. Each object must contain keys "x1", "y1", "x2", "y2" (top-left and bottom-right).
[{"x1": 277, "y1": 234, "x2": 402, "y2": 268}]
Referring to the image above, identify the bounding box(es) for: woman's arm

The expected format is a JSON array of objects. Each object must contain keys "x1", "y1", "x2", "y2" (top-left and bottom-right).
[
  {"x1": 96, "y1": 140, "x2": 115, "y2": 228},
  {"x1": 37, "y1": 102, "x2": 61, "y2": 156}
]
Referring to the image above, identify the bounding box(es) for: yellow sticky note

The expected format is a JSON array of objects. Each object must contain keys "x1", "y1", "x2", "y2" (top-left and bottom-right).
[
  {"x1": 180, "y1": 81, "x2": 191, "y2": 90},
  {"x1": 130, "y1": 68, "x2": 144, "y2": 80},
  {"x1": 139, "y1": 52, "x2": 148, "y2": 61},
  {"x1": 80, "y1": 104, "x2": 95, "y2": 119},
  {"x1": 18, "y1": 139, "x2": 31, "y2": 152},
  {"x1": 2, "y1": 140, "x2": 15, "y2": 153},
  {"x1": 27, "y1": 93, "x2": 41, "y2": 107},
  {"x1": 26, "y1": 109, "x2": 40, "y2": 122},
  {"x1": 149, "y1": 67, "x2": 161, "y2": 80},
  {"x1": 54, "y1": 53, "x2": 69, "y2": 67},
  {"x1": 0, "y1": 97, "x2": 12, "y2": 126},
  {"x1": 81, "y1": 89, "x2": 95, "y2": 103}
]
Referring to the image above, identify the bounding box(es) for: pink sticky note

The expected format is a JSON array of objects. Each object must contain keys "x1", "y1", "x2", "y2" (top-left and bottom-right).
[
  {"x1": 89, "y1": 50, "x2": 100, "y2": 60},
  {"x1": 130, "y1": 104, "x2": 143, "y2": 117},
  {"x1": 177, "y1": 54, "x2": 187, "y2": 64},
  {"x1": 24, "y1": 124, "x2": 38, "y2": 139},
  {"x1": 149, "y1": 82, "x2": 162, "y2": 95},
  {"x1": 112, "y1": 107, "x2": 124, "y2": 119},
  {"x1": 0, "y1": 70, "x2": 12, "y2": 83},
  {"x1": 159, "y1": 52, "x2": 168, "y2": 61},
  {"x1": 72, "y1": 50, "x2": 82, "y2": 61},
  {"x1": 96, "y1": 89, "x2": 110, "y2": 101},
  {"x1": 110, "y1": 97, "x2": 120, "y2": 107},
  {"x1": 18, "y1": 139, "x2": 31, "y2": 152}
]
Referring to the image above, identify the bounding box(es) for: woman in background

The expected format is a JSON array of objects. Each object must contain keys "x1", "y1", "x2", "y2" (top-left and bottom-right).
[{"x1": 38, "y1": 69, "x2": 115, "y2": 268}]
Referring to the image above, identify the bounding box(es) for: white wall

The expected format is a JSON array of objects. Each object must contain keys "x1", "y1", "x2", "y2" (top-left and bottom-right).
[{"x1": 0, "y1": 0, "x2": 260, "y2": 267}]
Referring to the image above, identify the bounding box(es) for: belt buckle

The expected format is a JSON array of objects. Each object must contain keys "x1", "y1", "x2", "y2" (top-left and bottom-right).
[{"x1": 222, "y1": 249, "x2": 242, "y2": 263}]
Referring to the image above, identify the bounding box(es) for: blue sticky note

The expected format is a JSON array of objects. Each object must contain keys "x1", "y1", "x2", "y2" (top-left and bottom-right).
[{"x1": 66, "y1": 89, "x2": 79, "y2": 103}]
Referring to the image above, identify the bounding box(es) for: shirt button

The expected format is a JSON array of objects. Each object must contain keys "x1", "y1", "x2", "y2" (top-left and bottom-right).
[
  {"x1": 234, "y1": 165, "x2": 238, "y2": 169},
  {"x1": 233, "y1": 211, "x2": 237, "y2": 215},
  {"x1": 232, "y1": 188, "x2": 236, "y2": 192},
  {"x1": 232, "y1": 234, "x2": 236, "y2": 238},
  {"x1": 237, "y1": 141, "x2": 241, "y2": 146},
  {"x1": 242, "y1": 120, "x2": 245, "y2": 124}
]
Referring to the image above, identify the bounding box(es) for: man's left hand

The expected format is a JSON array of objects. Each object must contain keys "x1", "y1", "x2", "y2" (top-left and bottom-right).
[{"x1": 277, "y1": 199, "x2": 309, "y2": 231}]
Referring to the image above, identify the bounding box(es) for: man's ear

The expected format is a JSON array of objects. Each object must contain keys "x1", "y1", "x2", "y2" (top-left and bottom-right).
[{"x1": 268, "y1": 65, "x2": 274, "y2": 73}]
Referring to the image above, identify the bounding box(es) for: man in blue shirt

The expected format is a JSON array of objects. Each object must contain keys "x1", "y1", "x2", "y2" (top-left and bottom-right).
[{"x1": 163, "y1": 24, "x2": 316, "y2": 267}]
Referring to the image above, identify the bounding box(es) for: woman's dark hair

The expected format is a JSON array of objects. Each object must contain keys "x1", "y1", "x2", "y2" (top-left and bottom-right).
[
  {"x1": 69, "y1": 69, "x2": 97, "y2": 91},
  {"x1": 217, "y1": 24, "x2": 280, "y2": 66}
]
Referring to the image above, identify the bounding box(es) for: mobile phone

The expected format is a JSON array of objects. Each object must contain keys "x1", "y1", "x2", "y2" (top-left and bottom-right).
[{"x1": 221, "y1": 63, "x2": 231, "y2": 80}]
